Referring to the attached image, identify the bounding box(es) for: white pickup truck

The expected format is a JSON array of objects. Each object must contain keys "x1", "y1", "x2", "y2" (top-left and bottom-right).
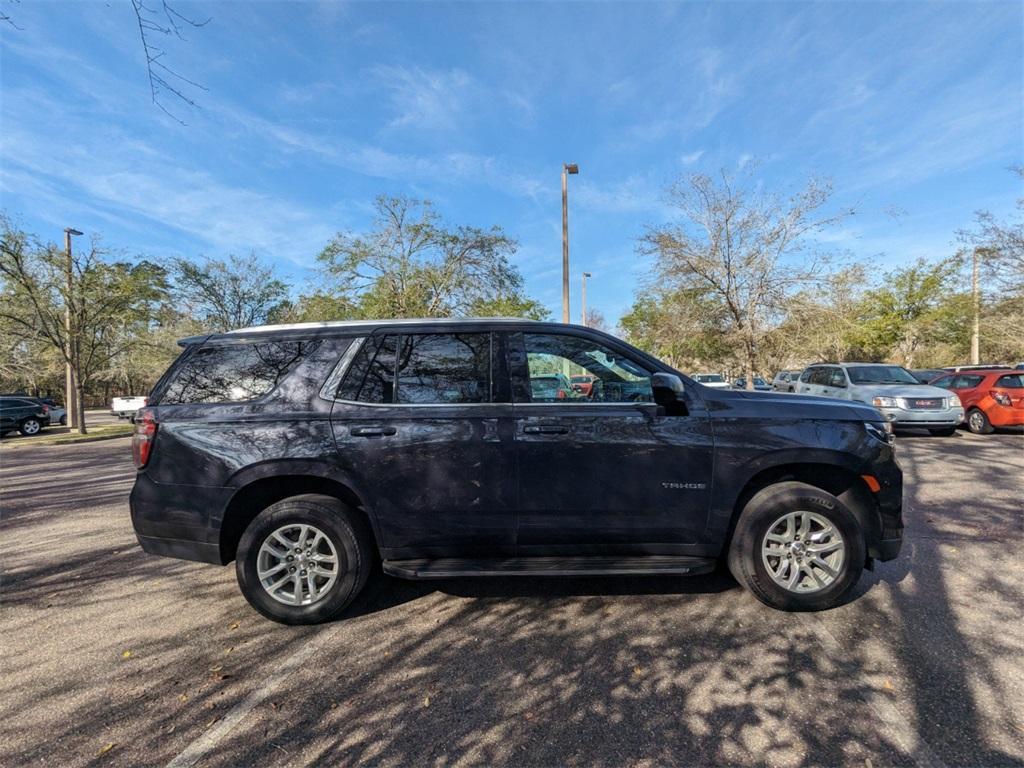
[{"x1": 111, "y1": 395, "x2": 148, "y2": 420}]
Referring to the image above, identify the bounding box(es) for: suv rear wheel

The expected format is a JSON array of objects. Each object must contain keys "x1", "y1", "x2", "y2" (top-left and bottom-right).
[
  {"x1": 236, "y1": 494, "x2": 373, "y2": 625},
  {"x1": 727, "y1": 481, "x2": 865, "y2": 611}
]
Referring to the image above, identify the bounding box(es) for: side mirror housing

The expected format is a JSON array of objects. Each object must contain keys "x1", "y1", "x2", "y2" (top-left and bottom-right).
[{"x1": 651, "y1": 372, "x2": 685, "y2": 406}]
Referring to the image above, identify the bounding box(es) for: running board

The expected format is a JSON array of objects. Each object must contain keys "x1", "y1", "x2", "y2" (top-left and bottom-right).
[{"x1": 383, "y1": 555, "x2": 716, "y2": 580}]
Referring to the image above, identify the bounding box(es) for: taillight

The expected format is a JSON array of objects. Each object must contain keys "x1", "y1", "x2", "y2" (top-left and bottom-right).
[
  {"x1": 991, "y1": 390, "x2": 1012, "y2": 406},
  {"x1": 42, "y1": 404, "x2": 49, "y2": 414},
  {"x1": 132, "y1": 408, "x2": 158, "y2": 469}
]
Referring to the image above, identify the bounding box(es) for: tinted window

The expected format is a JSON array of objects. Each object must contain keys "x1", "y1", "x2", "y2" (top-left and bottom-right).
[
  {"x1": 808, "y1": 367, "x2": 829, "y2": 385},
  {"x1": 996, "y1": 374, "x2": 1024, "y2": 389},
  {"x1": 931, "y1": 375, "x2": 954, "y2": 389},
  {"x1": 161, "y1": 341, "x2": 317, "y2": 404},
  {"x1": 956, "y1": 374, "x2": 984, "y2": 389},
  {"x1": 336, "y1": 335, "x2": 398, "y2": 404},
  {"x1": 395, "y1": 333, "x2": 491, "y2": 404},
  {"x1": 519, "y1": 333, "x2": 652, "y2": 404},
  {"x1": 847, "y1": 365, "x2": 918, "y2": 385},
  {"x1": 799, "y1": 369, "x2": 814, "y2": 383}
]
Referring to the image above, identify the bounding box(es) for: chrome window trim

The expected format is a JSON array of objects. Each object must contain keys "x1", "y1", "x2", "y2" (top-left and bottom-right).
[{"x1": 318, "y1": 336, "x2": 367, "y2": 402}]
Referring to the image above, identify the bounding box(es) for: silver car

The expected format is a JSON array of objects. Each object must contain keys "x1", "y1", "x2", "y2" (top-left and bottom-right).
[{"x1": 797, "y1": 363, "x2": 964, "y2": 435}]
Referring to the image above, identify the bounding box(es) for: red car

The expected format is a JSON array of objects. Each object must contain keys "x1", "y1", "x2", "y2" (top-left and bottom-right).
[
  {"x1": 570, "y1": 374, "x2": 596, "y2": 397},
  {"x1": 930, "y1": 369, "x2": 1024, "y2": 433}
]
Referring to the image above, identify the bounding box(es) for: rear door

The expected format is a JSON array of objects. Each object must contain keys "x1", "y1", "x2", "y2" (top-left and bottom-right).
[
  {"x1": 508, "y1": 329, "x2": 714, "y2": 554},
  {"x1": 329, "y1": 331, "x2": 517, "y2": 559}
]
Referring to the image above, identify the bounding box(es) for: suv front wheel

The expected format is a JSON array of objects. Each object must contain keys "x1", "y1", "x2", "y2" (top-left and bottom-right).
[
  {"x1": 727, "y1": 481, "x2": 865, "y2": 611},
  {"x1": 236, "y1": 494, "x2": 373, "y2": 625}
]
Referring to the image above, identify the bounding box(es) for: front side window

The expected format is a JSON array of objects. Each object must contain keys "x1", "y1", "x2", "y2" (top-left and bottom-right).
[
  {"x1": 956, "y1": 374, "x2": 984, "y2": 389},
  {"x1": 336, "y1": 333, "x2": 491, "y2": 404},
  {"x1": 161, "y1": 341, "x2": 317, "y2": 404},
  {"x1": 518, "y1": 333, "x2": 653, "y2": 404}
]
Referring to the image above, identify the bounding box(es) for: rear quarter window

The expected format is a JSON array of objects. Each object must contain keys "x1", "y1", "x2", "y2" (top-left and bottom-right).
[
  {"x1": 995, "y1": 374, "x2": 1024, "y2": 389},
  {"x1": 159, "y1": 340, "x2": 320, "y2": 404}
]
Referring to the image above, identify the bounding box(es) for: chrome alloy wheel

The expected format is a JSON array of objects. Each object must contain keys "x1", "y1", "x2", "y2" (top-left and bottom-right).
[
  {"x1": 257, "y1": 524, "x2": 339, "y2": 606},
  {"x1": 968, "y1": 411, "x2": 985, "y2": 432},
  {"x1": 761, "y1": 511, "x2": 846, "y2": 593},
  {"x1": 21, "y1": 419, "x2": 41, "y2": 435}
]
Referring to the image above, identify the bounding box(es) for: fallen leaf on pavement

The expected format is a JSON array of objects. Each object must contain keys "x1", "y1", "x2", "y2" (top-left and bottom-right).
[
  {"x1": 228, "y1": 621, "x2": 239, "y2": 630},
  {"x1": 97, "y1": 743, "x2": 115, "y2": 757},
  {"x1": 882, "y1": 679, "x2": 895, "y2": 691},
  {"x1": 178, "y1": 693, "x2": 188, "y2": 703},
  {"x1": 423, "y1": 695, "x2": 430, "y2": 707},
  {"x1": 121, "y1": 650, "x2": 133, "y2": 659}
]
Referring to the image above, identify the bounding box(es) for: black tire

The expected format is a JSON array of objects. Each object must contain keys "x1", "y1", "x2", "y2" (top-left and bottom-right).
[
  {"x1": 928, "y1": 427, "x2": 957, "y2": 437},
  {"x1": 18, "y1": 418, "x2": 43, "y2": 436},
  {"x1": 236, "y1": 494, "x2": 373, "y2": 625},
  {"x1": 966, "y1": 408, "x2": 993, "y2": 435},
  {"x1": 59, "y1": 415, "x2": 67, "y2": 426},
  {"x1": 727, "y1": 481, "x2": 865, "y2": 612}
]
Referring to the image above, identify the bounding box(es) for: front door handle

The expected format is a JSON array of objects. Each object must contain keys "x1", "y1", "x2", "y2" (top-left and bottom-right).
[
  {"x1": 523, "y1": 424, "x2": 569, "y2": 435},
  {"x1": 350, "y1": 426, "x2": 397, "y2": 437}
]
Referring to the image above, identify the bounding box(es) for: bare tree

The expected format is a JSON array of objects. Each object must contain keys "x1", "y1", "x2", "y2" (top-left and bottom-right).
[
  {"x1": 641, "y1": 168, "x2": 852, "y2": 389},
  {"x1": 131, "y1": 0, "x2": 210, "y2": 122}
]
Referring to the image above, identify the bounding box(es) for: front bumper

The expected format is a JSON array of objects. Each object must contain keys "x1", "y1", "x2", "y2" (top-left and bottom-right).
[
  {"x1": 865, "y1": 450, "x2": 903, "y2": 562},
  {"x1": 876, "y1": 405, "x2": 964, "y2": 427}
]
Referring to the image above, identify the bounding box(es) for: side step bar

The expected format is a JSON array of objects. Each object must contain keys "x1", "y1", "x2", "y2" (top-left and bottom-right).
[{"x1": 383, "y1": 555, "x2": 716, "y2": 580}]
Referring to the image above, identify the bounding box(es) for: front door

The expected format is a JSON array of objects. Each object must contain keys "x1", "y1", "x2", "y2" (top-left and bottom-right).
[
  {"x1": 329, "y1": 331, "x2": 516, "y2": 560},
  {"x1": 508, "y1": 330, "x2": 714, "y2": 555}
]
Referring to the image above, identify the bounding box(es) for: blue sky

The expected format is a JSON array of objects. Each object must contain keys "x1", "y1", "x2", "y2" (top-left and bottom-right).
[{"x1": 1, "y1": 1, "x2": 1021, "y2": 324}]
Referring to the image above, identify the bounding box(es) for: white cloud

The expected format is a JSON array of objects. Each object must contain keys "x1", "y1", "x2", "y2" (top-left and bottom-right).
[
  {"x1": 680, "y1": 150, "x2": 705, "y2": 165},
  {"x1": 371, "y1": 65, "x2": 475, "y2": 132}
]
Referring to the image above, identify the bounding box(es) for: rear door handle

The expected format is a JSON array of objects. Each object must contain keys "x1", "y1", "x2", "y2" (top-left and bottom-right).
[
  {"x1": 523, "y1": 424, "x2": 569, "y2": 435},
  {"x1": 350, "y1": 426, "x2": 397, "y2": 437}
]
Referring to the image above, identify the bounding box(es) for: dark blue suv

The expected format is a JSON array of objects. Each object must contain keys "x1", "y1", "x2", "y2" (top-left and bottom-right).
[{"x1": 131, "y1": 319, "x2": 902, "y2": 624}]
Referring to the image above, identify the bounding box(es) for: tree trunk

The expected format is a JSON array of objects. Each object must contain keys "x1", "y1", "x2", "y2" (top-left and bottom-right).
[{"x1": 76, "y1": 380, "x2": 88, "y2": 434}]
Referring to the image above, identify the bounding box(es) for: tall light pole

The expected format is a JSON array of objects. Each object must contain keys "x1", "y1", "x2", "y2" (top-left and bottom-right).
[
  {"x1": 581, "y1": 271, "x2": 592, "y2": 326},
  {"x1": 64, "y1": 228, "x2": 83, "y2": 430},
  {"x1": 561, "y1": 163, "x2": 579, "y2": 324},
  {"x1": 970, "y1": 247, "x2": 981, "y2": 365}
]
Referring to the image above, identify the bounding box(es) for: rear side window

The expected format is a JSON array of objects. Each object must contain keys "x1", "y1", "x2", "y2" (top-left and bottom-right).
[
  {"x1": 160, "y1": 341, "x2": 318, "y2": 404},
  {"x1": 995, "y1": 374, "x2": 1024, "y2": 389},
  {"x1": 336, "y1": 333, "x2": 491, "y2": 404},
  {"x1": 396, "y1": 334, "x2": 490, "y2": 404},
  {"x1": 799, "y1": 369, "x2": 814, "y2": 383}
]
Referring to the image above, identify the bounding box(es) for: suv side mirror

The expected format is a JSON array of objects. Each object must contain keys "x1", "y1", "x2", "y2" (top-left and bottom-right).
[{"x1": 651, "y1": 372, "x2": 685, "y2": 406}]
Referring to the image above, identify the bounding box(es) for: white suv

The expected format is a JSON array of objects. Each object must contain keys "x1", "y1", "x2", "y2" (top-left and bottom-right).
[{"x1": 797, "y1": 363, "x2": 964, "y2": 435}]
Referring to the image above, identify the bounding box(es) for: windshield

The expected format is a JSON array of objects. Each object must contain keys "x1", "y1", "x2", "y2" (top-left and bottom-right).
[
  {"x1": 696, "y1": 374, "x2": 724, "y2": 383},
  {"x1": 847, "y1": 365, "x2": 918, "y2": 385}
]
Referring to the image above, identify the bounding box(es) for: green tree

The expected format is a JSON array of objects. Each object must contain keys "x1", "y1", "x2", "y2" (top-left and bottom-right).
[
  {"x1": 0, "y1": 216, "x2": 168, "y2": 432},
  {"x1": 314, "y1": 195, "x2": 544, "y2": 320},
  {"x1": 849, "y1": 258, "x2": 959, "y2": 367}
]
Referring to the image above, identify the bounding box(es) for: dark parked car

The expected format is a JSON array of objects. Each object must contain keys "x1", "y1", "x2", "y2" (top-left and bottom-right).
[
  {"x1": 910, "y1": 369, "x2": 945, "y2": 385},
  {"x1": 131, "y1": 319, "x2": 903, "y2": 624},
  {"x1": 733, "y1": 376, "x2": 772, "y2": 392},
  {"x1": 0, "y1": 396, "x2": 50, "y2": 436}
]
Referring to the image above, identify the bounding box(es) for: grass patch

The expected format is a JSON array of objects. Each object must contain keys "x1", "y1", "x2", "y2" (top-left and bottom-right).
[{"x1": 1, "y1": 423, "x2": 133, "y2": 448}]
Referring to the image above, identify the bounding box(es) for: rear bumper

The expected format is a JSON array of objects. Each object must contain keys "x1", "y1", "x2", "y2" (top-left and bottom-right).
[
  {"x1": 130, "y1": 472, "x2": 232, "y2": 564},
  {"x1": 989, "y1": 407, "x2": 1024, "y2": 427},
  {"x1": 136, "y1": 533, "x2": 222, "y2": 564}
]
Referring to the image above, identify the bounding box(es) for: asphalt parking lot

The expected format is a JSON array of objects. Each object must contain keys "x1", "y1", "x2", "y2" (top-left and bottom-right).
[{"x1": 1, "y1": 430, "x2": 1022, "y2": 767}]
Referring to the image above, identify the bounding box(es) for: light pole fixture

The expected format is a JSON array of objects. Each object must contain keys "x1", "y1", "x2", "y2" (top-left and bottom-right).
[
  {"x1": 581, "y1": 271, "x2": 592, "y2": 326},
  {"x1": 64, "y1": 228, "x2": 83, "y2": 431},
  {"x1": 561, "y1": 162, "x2": 579, "y2": 324}
]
